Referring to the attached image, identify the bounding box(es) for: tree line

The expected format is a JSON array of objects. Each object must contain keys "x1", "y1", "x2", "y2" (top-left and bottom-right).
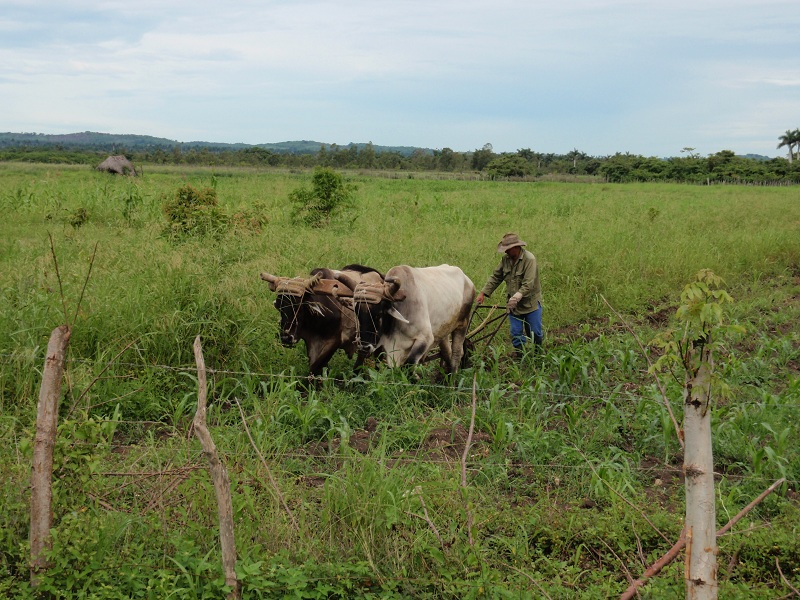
[{"x1": 2, "y1": 138, "x2": 799, "y2": 184}]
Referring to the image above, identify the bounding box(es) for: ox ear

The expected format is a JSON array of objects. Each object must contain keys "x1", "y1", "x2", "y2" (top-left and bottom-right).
[
  {"x1": 388, "y1": 307, "x2": 410, "y2": 324},
  {"x1": 260, "y1": 272, "x2": 280, "y2": 292}
]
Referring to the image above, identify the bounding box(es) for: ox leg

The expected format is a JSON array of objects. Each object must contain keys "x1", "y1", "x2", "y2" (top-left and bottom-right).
[
  {"x1": 438, "y1": 337, "x2": 454, "y2": 373},
  {"x1": 353, "y1": 349, "x2": 374, "y2": 373},
  {"x1": 403, "y1": 335, "x2": 434, "y2": 366},
  {"x1": 450, "y1": 323, "x2": 469, "y2": 373},
  {"x1": 306, "y1": 341, "x2": 338, "y2": 376}
]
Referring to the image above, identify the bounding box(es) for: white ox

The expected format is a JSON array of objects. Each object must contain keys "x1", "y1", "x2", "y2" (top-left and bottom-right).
[{"x1": 338, "y1": 264, "x2": 475, "y2": 373}]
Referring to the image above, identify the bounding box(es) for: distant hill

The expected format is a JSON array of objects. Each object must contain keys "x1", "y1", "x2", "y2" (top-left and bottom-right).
[
  {"x1": 739, "y1": 153, "x2": 773, "y2": 162},
  {"x1": 0, "y1": 131, "x2": 431, "y2": 156}
]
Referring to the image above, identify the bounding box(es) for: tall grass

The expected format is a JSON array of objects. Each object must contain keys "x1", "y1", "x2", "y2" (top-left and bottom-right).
[
  {"x1": 3, "y1": 165, "x2": 798, "y2": 334},
  {"x1": 1, "y1": 163, "x2": 798, "y2": 597}
]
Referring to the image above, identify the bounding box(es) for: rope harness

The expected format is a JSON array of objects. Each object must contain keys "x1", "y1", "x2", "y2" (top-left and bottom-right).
[
  {"x1": 273, "y1": 275, "x2": 317, "y2": 297},
  {"x1": 352, "y1": 282, "x2": 388, "y2": 304},
  {"x1": 261, "y1": 271, "x2": 405, "y2": 350},
  {"x1": 261, "y1": 273, "x2": 359, "y2": 333}
]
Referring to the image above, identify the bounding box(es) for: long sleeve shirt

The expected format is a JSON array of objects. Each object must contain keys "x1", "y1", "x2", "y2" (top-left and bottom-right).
[{"x1": 481, "y1": 249, "x2": 542, "y2": 315}]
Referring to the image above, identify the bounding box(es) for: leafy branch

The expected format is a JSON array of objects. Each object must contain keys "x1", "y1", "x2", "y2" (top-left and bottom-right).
[{"x1": 649, "y1": 269, "x2": 744, "y2": 400}]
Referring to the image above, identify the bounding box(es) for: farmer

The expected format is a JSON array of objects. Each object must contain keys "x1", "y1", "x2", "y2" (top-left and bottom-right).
[{"x1": 475, "y1": 232, "x2": 543, "y2": 357}]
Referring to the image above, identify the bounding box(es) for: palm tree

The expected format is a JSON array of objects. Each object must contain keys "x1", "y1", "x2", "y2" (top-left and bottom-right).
[
  {"x1": 566, "y1": 148, "x2": 587, "y2": 168},
  {"x1": 777, "y1": 128, "x2": 800, "y2": 163}
]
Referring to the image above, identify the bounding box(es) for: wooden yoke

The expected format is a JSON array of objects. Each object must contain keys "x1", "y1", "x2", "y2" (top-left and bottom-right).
[
  {"x1": 311, "y1": 278, "x2": 354, "y2": 298},
  {"x1": 260, "y1": 271, "x2": 353, "y2": 298}
]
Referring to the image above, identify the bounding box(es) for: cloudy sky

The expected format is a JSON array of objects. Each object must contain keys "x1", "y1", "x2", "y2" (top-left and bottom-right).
[{"x1": 2, "y1": 0, "x2": 798, "y2": 157}]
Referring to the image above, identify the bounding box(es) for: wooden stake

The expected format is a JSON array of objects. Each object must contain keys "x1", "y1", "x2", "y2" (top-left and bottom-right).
[
  {"x1": 30, "y1": 325, "x2": 71, "y2": 588},
  {"x1": 683, "y1": 343, "x2": 717, "y2": 599},
  {"x1": 193, "y1": 336, "x2": 240, "y2": 599},
  {"x1": 460, "y1": 375, "x2": 478, "y2": 547}
]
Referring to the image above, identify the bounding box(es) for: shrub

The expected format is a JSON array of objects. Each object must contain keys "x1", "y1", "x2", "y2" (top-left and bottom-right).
[
  {"x1": 485, "y1": 154, "x2": 532, "y2": 179},
  {"x1": 161, "y1": 184, "x2": 228, "y2": 238},
  {"x1": 289, "y1": 167, "x2": 356, "y2": 227},
  {"x1": 66, "y1": 207, "x2": 89, "y2": 228},
  {"x1": 231, "y1": 201, "x2": 269, "y2": 233}
]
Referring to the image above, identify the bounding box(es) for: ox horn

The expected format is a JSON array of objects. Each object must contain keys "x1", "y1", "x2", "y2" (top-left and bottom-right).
[
  {"x1": 385, "y1": 276, "x2": 405, "y2": 301},
  {"x1": 388, "y1": 307, "x2": 410, "y2": 323},
  {"x1": 259, "y1": 272, "x2": 282, "y2": 292},
  {"x1": 333, "y1": 271, "x2": 361, "y2": 292}
]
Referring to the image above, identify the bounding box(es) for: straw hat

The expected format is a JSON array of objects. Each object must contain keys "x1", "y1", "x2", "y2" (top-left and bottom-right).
[{"x1": 497, "y1": 232, "x2": 527, "y2": 253}]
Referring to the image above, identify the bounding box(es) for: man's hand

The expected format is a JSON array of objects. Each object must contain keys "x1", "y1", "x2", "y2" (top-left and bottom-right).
[
  {"x1": 506, "y1": 292, "x2": 522, "y2": 311},
  {"x1": 476, "y1": 292, "x2": 485, "y2": 305}
]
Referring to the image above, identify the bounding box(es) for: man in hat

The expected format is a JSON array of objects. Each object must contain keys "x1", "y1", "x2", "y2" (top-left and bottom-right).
[{"x1": 476, "y1": 233, "x2": 543, "y2": 357}]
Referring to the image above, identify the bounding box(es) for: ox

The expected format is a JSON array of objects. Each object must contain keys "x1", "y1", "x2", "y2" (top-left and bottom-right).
[
  {"x1": 337, "y1": 264, "x2": 475, "y2": 373},
  {"x1": 260, "y1": 264, "x2": 383, "y2": 375}
]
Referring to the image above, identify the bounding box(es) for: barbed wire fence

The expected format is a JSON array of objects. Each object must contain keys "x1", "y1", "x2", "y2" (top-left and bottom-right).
[
  {"x1": 11, "y1": 331, "x2": 798, "y2": 596},
  {"x1": 5, "y1": 350, "x2": 799, "y2": 409}
]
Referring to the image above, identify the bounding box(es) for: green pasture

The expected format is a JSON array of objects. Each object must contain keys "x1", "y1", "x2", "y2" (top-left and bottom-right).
[
  {"x1": 1, "y1": 163, "x2": 796, "y2": 359},
  {"x1": 1, "y1": 162, "x2": 799, "y2": 598}
]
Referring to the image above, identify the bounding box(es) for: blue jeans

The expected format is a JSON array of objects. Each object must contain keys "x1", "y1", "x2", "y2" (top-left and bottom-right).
[{"x1": 509, "y1": 302, "x2": 543, "y2": 349}]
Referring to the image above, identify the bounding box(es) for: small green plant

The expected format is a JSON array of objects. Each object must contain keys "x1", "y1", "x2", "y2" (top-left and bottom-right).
[
  {"x1": 162, "y1": 184, "x2": 228, "y2": 238},
  {"x1": 276, "y1": 394, "x2": 335, "y2": 444},
  {"x1": 289, "y1": 167, "x2": 356, "y2": 227},
  {"x1": 649, "y1": 269, "x2": 744, "y2": 389},
  {"x1": 66, "y1": 207, "x2": 89, "y2": 228},
  {"x1": 3, "y1": 185, "x2": 35, "y2": 211}
]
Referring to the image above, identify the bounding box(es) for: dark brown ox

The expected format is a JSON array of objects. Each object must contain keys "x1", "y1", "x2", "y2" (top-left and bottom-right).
[
  {"x1": 337, "y1": 264, "x2": 475, "y2": 373},
  {"x1": 260, "y1": 265, "x2": 383, "y2": 375}
]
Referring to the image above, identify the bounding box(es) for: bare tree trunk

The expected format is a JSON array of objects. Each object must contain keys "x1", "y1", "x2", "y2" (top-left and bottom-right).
[
  {"x1": 684, "y1": 343, "x2": 717, "y2": 599},
  {"x1": 30, "y1": 325, "x2": 71, "y2": 588},
  {"x1": 193, "y1": 336, "x2": 240, "y2": 599}
]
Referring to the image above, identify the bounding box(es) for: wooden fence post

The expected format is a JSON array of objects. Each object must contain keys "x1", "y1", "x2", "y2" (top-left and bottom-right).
[
  {"x1": 193, "y1": 336, "x2": 240, "y2": 599},
  {"x1": 30, "y1": 325, "x2": 71, "y2": 588}
]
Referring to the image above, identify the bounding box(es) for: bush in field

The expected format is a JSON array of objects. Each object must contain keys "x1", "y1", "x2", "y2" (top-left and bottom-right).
[
  {"x1": 485, "y1": 154, "x2": 532, "y2": 179},
  {"x1": 161, "y1": 184, "x2": 228, "y2": 238},
  {"x1": 66, "y1": 207, "x2": 89, "y2": 228},
  {"x1": 231, "y1": 201, "x2": 269, "y2": 233},
  {"x1": 289, "y1": 167, "x2": 356, "y2": 227}
]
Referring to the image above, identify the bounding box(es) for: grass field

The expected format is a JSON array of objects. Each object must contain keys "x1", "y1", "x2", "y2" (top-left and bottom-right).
[{"x1": 1, "y1": 163, "x2": 799, "y2": 598}]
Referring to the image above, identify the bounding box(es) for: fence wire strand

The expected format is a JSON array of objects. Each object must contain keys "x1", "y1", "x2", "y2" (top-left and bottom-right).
[{"x1": 2, "y1": 351, "x2": 797, "y2": 408}]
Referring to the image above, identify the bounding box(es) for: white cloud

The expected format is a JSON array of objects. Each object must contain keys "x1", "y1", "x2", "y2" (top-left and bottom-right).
[{"x1": 1, "y1": 0, "x2": 798, "y2": 155}]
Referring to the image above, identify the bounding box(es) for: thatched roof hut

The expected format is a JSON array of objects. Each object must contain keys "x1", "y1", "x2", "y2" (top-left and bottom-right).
[{"x1": 96, "y1": 155, "x2": 138, "y2": 176}]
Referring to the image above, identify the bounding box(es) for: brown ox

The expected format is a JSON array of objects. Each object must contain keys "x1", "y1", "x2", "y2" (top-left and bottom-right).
[{"x1": 260, "y1": 264, "x2": 383, "y2": 375}]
